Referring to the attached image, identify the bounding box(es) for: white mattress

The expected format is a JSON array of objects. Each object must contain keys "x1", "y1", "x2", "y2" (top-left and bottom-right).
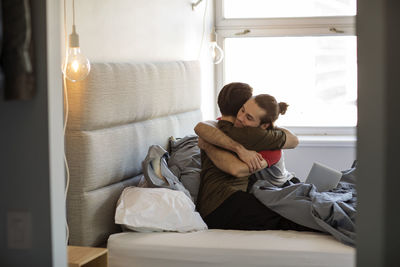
[{"x1": 108, "y1": 230, "x2": 355, "y2": 267}]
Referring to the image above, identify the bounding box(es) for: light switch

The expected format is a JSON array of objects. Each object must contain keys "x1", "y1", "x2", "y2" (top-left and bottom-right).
[{"x1": 7, "y1": 211, "x2": 32, "y2": 249}]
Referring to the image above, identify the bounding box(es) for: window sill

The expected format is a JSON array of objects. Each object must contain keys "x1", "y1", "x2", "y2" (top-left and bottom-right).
[{"x1": 298, "y1": 135, "x2": 356, "y2": 147}]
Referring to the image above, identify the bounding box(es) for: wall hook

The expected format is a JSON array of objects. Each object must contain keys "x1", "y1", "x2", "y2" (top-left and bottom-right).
[
  {"x1": 329, "y1": 27, "x2": 345, "y2": 34},
  {"x1": 192, "y1": 0, "x2": 203, "y2": 10},
  {"x1": 235, "y1": 29, "x2": 251, "y2": 35}
]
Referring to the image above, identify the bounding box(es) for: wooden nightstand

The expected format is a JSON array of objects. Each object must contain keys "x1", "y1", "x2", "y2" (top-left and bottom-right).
[{"x1": 68, "y1": 246, "x2": 108, "y2": 267}]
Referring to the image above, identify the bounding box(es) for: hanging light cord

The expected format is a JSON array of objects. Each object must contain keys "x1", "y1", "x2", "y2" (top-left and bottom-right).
[
  {"x1": 63, "y1": 0, "x2": 71, "y2": 246},
  {"x1": 72, "y1": 0, "x2": 75, "y2": 26},
  {"x1": 197, "y1": 0, "x2": 208, "y2": 60},
  {"x1": 63, "y1": 75, "x2": 70, "y2": 247}
]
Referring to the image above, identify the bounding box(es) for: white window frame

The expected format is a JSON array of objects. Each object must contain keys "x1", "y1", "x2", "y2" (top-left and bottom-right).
[{"x1": 215, "y1": 0, "x2": 357, "y2": 137}]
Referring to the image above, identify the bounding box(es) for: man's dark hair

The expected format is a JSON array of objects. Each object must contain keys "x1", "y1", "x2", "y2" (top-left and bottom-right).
[{"x1": 217, "y1": 82, "x2": 253, "y2": 116}]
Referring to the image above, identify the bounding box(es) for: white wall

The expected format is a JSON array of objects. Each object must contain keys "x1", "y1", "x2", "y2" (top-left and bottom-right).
[{"x1": 64, "y1": 0, "x2": 216, "y2": 119}]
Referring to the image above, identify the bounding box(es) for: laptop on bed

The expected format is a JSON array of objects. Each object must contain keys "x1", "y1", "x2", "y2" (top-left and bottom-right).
[{"x1": 305, "y1": 162, "x2": 342, "y2": 192}]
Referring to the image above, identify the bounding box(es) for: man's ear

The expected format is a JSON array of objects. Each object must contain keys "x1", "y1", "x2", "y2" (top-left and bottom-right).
[{"x1": 260, "y1": 123, "x2": 270, "y2": 130}]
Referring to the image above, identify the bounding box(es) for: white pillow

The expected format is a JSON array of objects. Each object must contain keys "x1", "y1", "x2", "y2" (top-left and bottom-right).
[{"x1": 115, "y1": 187, "x2": 207, "y2": 232}]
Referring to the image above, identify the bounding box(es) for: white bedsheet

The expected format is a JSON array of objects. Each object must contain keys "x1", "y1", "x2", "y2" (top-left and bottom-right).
[{"x1": 108, "y1": 230, "x2": 355, "y2": 267}]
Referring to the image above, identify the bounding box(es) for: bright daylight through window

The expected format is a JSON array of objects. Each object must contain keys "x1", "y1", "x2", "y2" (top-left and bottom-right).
[{"x1": 217, "y1": 0, "x2": 357, "y2": 132}]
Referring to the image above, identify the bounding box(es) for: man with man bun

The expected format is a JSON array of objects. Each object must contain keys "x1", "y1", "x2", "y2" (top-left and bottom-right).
[{"x1": 195, "y1": 82, "x2": 310, "y2": 231}]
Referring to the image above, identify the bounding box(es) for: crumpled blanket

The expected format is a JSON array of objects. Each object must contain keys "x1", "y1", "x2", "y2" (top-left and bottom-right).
[
  {"x1": 142, "y1": 136, "x2": 357, "y2": 246},
  {"x1": 142, "y1": 144, "x2": 192, "y2": 200},
  {"x1": 250, "y1": 164, "x2": 357, "y2": 246},
  {"x1": 168, "y1": 135, "x2": 202, "y2": 203}
]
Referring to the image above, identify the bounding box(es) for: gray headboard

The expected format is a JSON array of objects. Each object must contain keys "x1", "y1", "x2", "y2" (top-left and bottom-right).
[{"x1": 66, "y1": 61, "x2": 202, "y2": 246}]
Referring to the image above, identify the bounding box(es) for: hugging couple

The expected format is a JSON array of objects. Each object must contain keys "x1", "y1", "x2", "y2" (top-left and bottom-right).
[{"x1": 195, "y1": 82, "x2": 313, "y2": 232}]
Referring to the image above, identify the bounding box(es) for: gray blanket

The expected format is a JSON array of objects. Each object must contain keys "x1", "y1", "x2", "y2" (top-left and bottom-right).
[
  {"x1": 250, "y1": 165, "x2": 357, "y2": 246},
  {"x1": 142, "y1": 144, "x2": 192, "y2": 199},
  {"x1": 146, "y1": 135, "x2": 357, "y2": 246},
  {"x1": 168, "y1": 135, "x2": 202, "y2": 203}
]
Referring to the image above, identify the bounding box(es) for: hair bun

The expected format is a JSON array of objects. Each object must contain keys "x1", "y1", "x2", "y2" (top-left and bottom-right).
[{"x1": 278, "y1": 102, "x2": 289, "y2": 115}]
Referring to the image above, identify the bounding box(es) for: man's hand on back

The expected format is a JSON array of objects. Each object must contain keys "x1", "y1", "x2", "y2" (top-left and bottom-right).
[
  {"x1": 235, "y1": 146, "x2": 265, "y2": 173},
  {"x1": 199, "y1": 137, "x2": 267, "y2": 177}
]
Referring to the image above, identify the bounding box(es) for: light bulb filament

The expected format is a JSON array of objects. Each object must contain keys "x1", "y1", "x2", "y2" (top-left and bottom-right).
[
  {"x1": 72, "y1": 60, "x2": 80, "y2": 72},
  {"x1": 63, "y1": 47, "x2": 91, "y2": 82}
]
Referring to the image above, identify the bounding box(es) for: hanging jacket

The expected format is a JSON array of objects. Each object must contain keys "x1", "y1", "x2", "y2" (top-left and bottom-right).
[{"x1": 1, "y1": 0, "x2": 35, "y2": 100}]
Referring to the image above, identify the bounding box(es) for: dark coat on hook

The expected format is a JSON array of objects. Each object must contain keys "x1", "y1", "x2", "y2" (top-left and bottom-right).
[{"x1": 1, "y1": 0, "x2": 35, "y2": 101}]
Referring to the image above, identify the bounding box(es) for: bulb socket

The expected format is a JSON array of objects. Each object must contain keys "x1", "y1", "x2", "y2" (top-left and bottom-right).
[
  {"x1": 210, "y1": 31, "x2": 217, "y2": 42},
  {"x1": 69, "y1": 25, "x2": 80, "y2": 48}
]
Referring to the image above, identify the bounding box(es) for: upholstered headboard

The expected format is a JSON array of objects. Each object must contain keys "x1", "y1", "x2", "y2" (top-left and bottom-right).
[{"x1": 66, "y1": 61, "x2": 202, "y2": 246}]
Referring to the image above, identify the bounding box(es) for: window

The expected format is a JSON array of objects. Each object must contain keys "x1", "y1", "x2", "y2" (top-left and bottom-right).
[
  {"x1": 224, "y1": 0, "x2": 356, "y2": 18},
  {"x1": 216, "y1": 0, "x2": 357, "y2": 135}
]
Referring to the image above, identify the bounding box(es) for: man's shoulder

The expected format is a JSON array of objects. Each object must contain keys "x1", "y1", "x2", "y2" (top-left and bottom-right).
[
  {"x1": 217, "y1": 120, "x2": 235, "y2": 132},
  {"x1": 217, "y1": 119, "x2": 234, "y2": 127},
  {"x1": 217, "y1": 120, "x2": 264, "y2": 133},
  {"x1": 221, "y1": 123, "x2": 269, "y2": 136}
]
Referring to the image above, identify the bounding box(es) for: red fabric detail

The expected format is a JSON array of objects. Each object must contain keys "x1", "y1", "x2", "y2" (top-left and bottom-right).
[{"x1": 259, "y1": 150, "x2": 282, "y2": 167}]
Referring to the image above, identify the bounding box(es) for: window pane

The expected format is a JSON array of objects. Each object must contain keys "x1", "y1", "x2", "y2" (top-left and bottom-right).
[
  {"x1": 224, "y1": 0, "x2": 356, "y2": 18},
  {"x1": 224, "y1": 36, "x2": 357, "y2": 127}
]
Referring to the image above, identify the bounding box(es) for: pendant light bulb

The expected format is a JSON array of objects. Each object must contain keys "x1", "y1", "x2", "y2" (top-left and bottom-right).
[
  {"x1": 63, "y1": 25, "x2": 91, "y2": 82},
  {"x1": 210, "y1": 30, "x2": 224, "y2": 65}
]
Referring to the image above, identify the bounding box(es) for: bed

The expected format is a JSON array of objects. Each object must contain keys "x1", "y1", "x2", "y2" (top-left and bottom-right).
[{"x1": 66, "y1": 61, "x2": 355, "y2": 267}]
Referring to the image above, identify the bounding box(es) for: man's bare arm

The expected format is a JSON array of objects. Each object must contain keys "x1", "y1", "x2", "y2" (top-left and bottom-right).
[
  {"x1": 194, "y1": 121, "x2": 264, "y2": 172},
  {"x1": 194, "y1": 121, "x2": 242, "y2": 154},
  {"x1": 276, "y1": 127, "x2": 299, "y2": 149},
  {"x1": 198, "y1": 138, "x2": 267, "y2": 177}
]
